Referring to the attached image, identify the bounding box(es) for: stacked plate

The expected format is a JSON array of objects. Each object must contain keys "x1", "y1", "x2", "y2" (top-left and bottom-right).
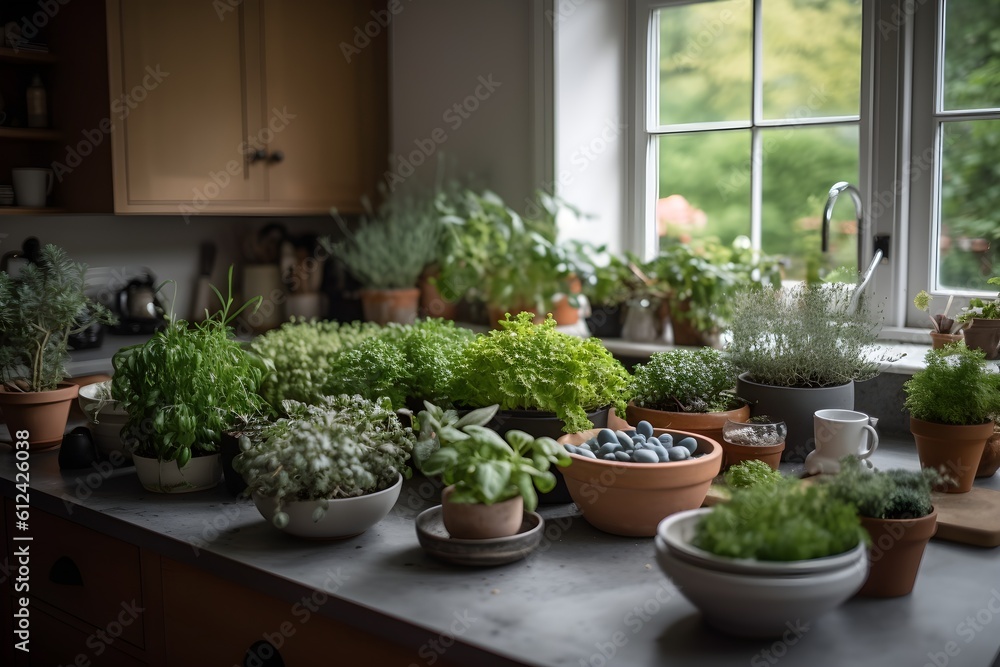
[{"x1": 0, "y1": 185, "x2": 13, "y2": 206}]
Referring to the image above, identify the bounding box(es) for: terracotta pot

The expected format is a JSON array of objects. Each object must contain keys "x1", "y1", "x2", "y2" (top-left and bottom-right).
[
  {"x1": 486, "y1": 297, "x2": 578, "y2": 327},
  {"x1": 626, "y1": 401, "x2": 749, "y2": 451},
  {"x1": 667, "y1": 299, "x2": 717, "y2": 347},
  {"x1": 976, "y1": 431, "x2": 1000, "y2": 478},
  {"x1": 441, "y1": 485, "x2": 524, "y2": 539},
  {"x1": 929, "y1": 331, "x2": 963, "y2": 349},
  {"x1": 718, "y1": 440, "x2": 785, "y2": 470},
  {"x1": 557, "y1": 428, "x2": 722, "y2": 537},
  {"x1": 0, "y1": 382, "x2": 79, "y2": 451},
  {"x1": 910, "y1": 417, "x2": 993, "y2": 493},
  {"x1": 962, "y1": 318, "x2": 1000, "y2": 360},
  {"x1": 418, "y1": 267, "x2": 458, "y2": 320},
  {"x1": 360, "y1": 287, "x2": 420, "y2": 325},
  {"x1": 857, "y1": 509, "x2": 937, "y2": 598}
]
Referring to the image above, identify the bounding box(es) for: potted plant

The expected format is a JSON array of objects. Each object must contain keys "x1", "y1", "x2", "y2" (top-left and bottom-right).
[
  {"x1": 956, "y1": 277, "x2": 1000, "y2": 359},
  {"x1": 0, "y1": 244, "x2": 115, "y2": 450},
  {"x1": 626, "y1": 348, "x2": 749, "y2": 457},
  {"x1": 419, "y1": 402, "x2": 570, "y2": 539},
  {"x1": 236, "y1": 394, "x2": 413, "y2": 538},
  {"x1": 574, "y1": 243, "x2": 634, "y2": 339},
  {"x1": 322, "y1": 191, "x2": 441, "y2": 325},
  {"x1": 111, "y1": 271, "x2": 269, "y2": 493},
  {"x1": 726, "y1": 282, "x2": 897, "y2": 462},
  {"x1": 914, "y1": 290, "x2": 963, "y2": 349},
  {"x1": 978, "y1": 424, "x2": 1000, "y2": 479},
  {"x1": 822, "y1": 456, "x2": 942, "y2": 597},
  {"x1": 720, "y1": 416, "x2": 787, "y2": 470},
  {"x1": 903, "y1": 343, "x2": 1000, "y2": 493},
  {"x1": 654, "y1": 479, "x2": 869, "y2": 637}
]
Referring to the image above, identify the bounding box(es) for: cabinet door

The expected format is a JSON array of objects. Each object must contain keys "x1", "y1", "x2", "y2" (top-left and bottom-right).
[
  {"x1": 107, "y1": 0, "x2": 267, "y2": 212},
  {"x1": 260, "y1": 0, "x2": 388, "y2": 213}
]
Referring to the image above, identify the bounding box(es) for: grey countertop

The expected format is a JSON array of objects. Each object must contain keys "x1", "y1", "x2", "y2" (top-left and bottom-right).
[{"x1": 3, "y1": 436, "x2": 1000, "y2": 667}]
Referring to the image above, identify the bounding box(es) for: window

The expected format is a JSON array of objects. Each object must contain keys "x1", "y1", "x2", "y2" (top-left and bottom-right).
[{"x1": 630, "y1": 0, "x2": 1000, "y2": 331}]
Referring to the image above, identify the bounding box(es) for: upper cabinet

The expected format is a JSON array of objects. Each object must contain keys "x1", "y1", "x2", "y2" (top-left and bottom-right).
[{"x1": 106, "y1": 0, "x2": 388, "y2": 215}]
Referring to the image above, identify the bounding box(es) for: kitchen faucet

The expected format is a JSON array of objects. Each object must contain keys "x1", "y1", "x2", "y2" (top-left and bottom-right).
[{"x1": 820, "y1": 181, "x2": 883, "y2": 310}]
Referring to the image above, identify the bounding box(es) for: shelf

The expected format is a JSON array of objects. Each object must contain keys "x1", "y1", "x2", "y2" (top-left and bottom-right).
[
  {"x1": 0, "y1": 46, "x2": 56, "y2": 64},
  {"x1": 0, "y1": 126, "x2": 62, "y2": 141},
  {"x1": 0, "y1": 206, "x2": 66, "y2": 215}
]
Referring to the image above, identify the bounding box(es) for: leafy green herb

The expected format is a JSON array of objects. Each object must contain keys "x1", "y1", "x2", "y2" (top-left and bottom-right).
[
  {"x1": 723, "y1": 460, "x2": 783, "y2": 490},
  {"x1": 903, "y1": 343, "x2": 1000, "y2": 425},
  {"x1": 822, "y1": 456, "x2": 942, "y2": 520},
  {"x1": 630, "y1": 348, "x2": 740, "y2": 413},
  {"x1": 235, "y1": 394, "x2": 414, "y2": 528},
  {"x1": 694, "y1": 478, "x2": 866, "y2": 561},
  {"x1": 448, "y1": 312, "x2": 630, "y2": 433},
  {"x1": 419, "y1": 402, "x2": 570, "y2": 512},
  {"x1": 958, "y1": 276, "x2": 1000, "y2": 323}
]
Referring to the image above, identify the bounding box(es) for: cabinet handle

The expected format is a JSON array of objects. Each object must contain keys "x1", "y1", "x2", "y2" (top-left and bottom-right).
[
  {"x1": 244, "y1": 640, "x2": 285, "y2": 667},
  {"x1": 49, "y1": 556, "x2": 84, "y2": 586},
  {"x1": 248, "y1": 148, "x2": 268, "y2": 164},
  {"x1": 267, "y1": 150, "x2": 284, "y2": 164}
]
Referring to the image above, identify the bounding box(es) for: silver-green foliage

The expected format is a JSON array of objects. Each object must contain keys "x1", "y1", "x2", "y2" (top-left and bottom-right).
[
  {"x1": 0, "y1": 245, "x2": 115, "y2": 392},
  {"x1": 903, "y1": 343, "x2": 1000, "y2": 425},
  {"x1": 235, "y1": 394, "x2": 414, "y2": 528},
  {"x1": 630, "y1": 348, "x2": 739, "y2": 413},
  {"x1": 321, "y1": 194, "x2": 441, "y2": 290},
  {"x1": 726, "y1": 283, "x2": 893, "y2": 388}
]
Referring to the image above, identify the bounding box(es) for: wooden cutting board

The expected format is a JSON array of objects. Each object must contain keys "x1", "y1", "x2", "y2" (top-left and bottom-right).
[{"x1": 931, "y1": 487, "x2": 1000, "y2": 548}]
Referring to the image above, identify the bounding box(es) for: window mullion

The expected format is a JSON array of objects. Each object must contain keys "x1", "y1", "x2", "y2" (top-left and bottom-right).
[{"x1": 750, "y1": 0, "x2": 763, "y2": 251}]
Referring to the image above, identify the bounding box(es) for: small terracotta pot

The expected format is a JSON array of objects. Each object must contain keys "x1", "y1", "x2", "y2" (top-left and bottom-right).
[
  {"x1": 441, "y1": 485, "x2": 524, "y2": 539},
  {"x1": 929, "y1": 331, "x2": 963, "y2": 349},
  {"x1": 625, "y1": 401, "x2": 750, "y2": 452},
  {"x1": 976, "y1": 432, "x2": 1000, "y2": 478},
  {"x1": 910, "y1": 417, "x2": 992, "y2": 493},
  {"x1": 0, "y1": 382, "x2": 80, "y2": 451},
  {"x1": 418, "y1": 267, "x2": 459, "y2": 320},
  {"x1": 718, "y1": 440, "x2": 785, "y2": 471},
  {"x1": 857, "y1": 509, "x2": 937, "y2": 598},
  {"x1": 487, "y1": 298, "x2": 579, "y2": 327},
  {"x1": 963, "y1": 319, "x2": 1000, "y2": 360},
  {"x1": 666, "y1": 299, "x2": 717, "y2": 347},
  {"x1": 360, "y1": 288, "x2": 420, "y2": 325}
]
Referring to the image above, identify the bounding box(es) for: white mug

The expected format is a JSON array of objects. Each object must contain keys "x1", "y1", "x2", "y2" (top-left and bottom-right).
[
  {"x1": 805, "y1": 409, "x2": 879, "y2": 475},
  {"x1": 12, "y1": 168, "x2": 54, "y2": 207}
]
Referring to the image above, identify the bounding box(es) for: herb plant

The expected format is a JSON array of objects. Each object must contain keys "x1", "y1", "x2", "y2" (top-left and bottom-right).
[
  {"x1": 0, "y1": 244, "x2": 115, "y2": 392},
  {"x1": 903, "y1": 343, "x2": 1000, "y2": 425},
  {"x1": 914, "y1": 290, "x2": 960, "y2": 334},
  {"x1": 419, "y1": 402, "x2": 570, "y2": 512},
  {"x1": 630, "y1": 348, "x2": 740, "y2": 413},
  {"x1": 111, "y1": 269, "x2": 269, "y2": 465},
  {"x1": 448, "y1": 313, "x2": 630, "y2": 433},
  {"x1": 694, "y1": 478, "x2": 866, "y2": 561},
  {"x1": 250, "y1": 318, "x2": 383, "y2": 408},
  {"x1": 723, "y1": 460, "x2": 783, "y2": 490},
  {"x1": 235, "y1": 395, "x2": 414, "y2": 528},
  {"x1": 958, "y1": 277, "x2": 1000, "y2": 323},
  {"x1": 727, "y1": 282, "x2": 897, "y2": 388},
  {"x1": 822, "y1": 456, "x2": 943, "y2": 520}
]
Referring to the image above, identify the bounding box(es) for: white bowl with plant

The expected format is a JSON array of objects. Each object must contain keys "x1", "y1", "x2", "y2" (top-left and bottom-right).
[
  {"x1": 236, "y1": 394, "x2": 414, "y2": 539},
  {"x1": 78, "y1": 380, "x2": 130, "y2": 460}
]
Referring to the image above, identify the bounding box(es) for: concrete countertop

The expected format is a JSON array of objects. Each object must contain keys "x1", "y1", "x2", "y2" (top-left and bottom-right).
[{"x1": 3, "y1": 438, "x2": 1000, "y2": 667}]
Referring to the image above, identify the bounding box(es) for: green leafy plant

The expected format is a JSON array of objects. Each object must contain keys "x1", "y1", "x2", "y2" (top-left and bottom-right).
[
  {"x1": 630, "y1": 348, "x2": 741, "y2": 413},
  {"x1": 723, "y1": 460, "x2": 783, "y2": 490},
  {"x1": 727, "y1": 282, "x2": 897, "y2": 388},
  {"x1": 957, "y1": 277, "x2": 1000, "y2": 323},
  {"x1": 0, "y1": 244, "x2": 115, "y2": 392},
  {"x1": 914, "y1": 290, "x2": 960, "y2": 333},
  {"x1": 903, "y1": 343, "x2": 1000, "y2": 425},
  {"x1": 411, "y1": 401, "x2": 503, "y2": 472},
  {"x1": 419, "y1": 402, "x2": 570, "y2": 512},
  {"x1": 321, "y1": 191, "x2": 441, "y2": 290},
  {"x1": 448, "y1": 313, "x2": 630, "y2": 433},
  {"x1": 571, "y1": 242, "x2": 635, "y2": 308},
  {"x1": 111, "y1": 269, "x2": 269, "y2": 464},
  {"x1": 694, "y1": 478, "x2": 866, "y2": 561},
  {"x1": 823, "y1": 455, "x2": 945, "y2": 519},
  {"x1": 250, "y1": 318, "x2": 383, "y2": 409},
  {"x1": 234, "y1": 395, "x2": 414, "y2": 528}
]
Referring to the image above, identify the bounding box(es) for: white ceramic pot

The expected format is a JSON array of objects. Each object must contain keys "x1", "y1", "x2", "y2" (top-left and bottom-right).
[
  {"x1": 252, "y1": 473, "x2": 403, "y2": 539},
  {"x1": 133, "y1": 453, "x2": 221, "y2": 493},
  {"x1": 655, "y1": 509, "x2": 869, "y2": 638}
]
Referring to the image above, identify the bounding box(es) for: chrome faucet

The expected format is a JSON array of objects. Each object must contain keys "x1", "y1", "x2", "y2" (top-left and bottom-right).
[{"x1": 821, "y1": 181, "x2": 884, "y2": 310}]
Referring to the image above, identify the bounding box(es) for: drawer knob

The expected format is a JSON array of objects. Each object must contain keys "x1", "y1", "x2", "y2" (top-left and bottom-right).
[
  {"x1": 49, "y1": 556, "x2": 84, "y2": 586},
  {"x1": 244, "y1": 640, "x2": 285, "y2": 667}
]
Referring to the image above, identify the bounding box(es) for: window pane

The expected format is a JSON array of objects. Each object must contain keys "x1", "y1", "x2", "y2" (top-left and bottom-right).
[
  {"x1": 938, "y1": 120, "x2": 1000, "y2": 290},
  {"x1": 658, "y1": 0, "x2": 752, "y2": 126},
  {"x1": 657, "y1": 131, "x2": 751, "y2": 245},
  {"x1": 760, "y1": 125, "x2": 859, "y2": 281},
  {"x1": 762, "y1": 0, "x2": 862, "y2": 120},
  {"x1": 942, "y1": 0, "x2": 1000, "y2": 111}
]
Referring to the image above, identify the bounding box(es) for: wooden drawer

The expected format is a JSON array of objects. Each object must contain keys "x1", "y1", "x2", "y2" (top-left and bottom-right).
[
  {"x1": 162, "y1": 558, "x2": 454, "y2": 666},
  {"x1": 6, "y1": 503, "x2": 145, "y2": 650},
  {"x1": 13, "y1": 606, "x2": 146, "y2": 667}
]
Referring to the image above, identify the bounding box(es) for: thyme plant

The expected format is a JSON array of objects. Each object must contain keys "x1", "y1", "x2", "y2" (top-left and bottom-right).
[{"x1": 630, "y1": 348, "x2": 740, "y2": 413}]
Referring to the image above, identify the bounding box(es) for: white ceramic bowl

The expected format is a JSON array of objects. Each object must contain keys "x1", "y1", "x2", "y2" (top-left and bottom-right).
[
  {"x1": 78, "y1": 381, "x2": 131, "y2": 460},
  {"x1": 654, "y1": 509, "x2": 869, "y2": 637},
  {"x1": 133, "y1": 453, "x2": 221, "y2": 493},
  {"x1": 78, "y1": 381, "x2": 128, "y2": 418},
  {"x1": 252, "y1": 473, "x2": 402, "y2": 539}
]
